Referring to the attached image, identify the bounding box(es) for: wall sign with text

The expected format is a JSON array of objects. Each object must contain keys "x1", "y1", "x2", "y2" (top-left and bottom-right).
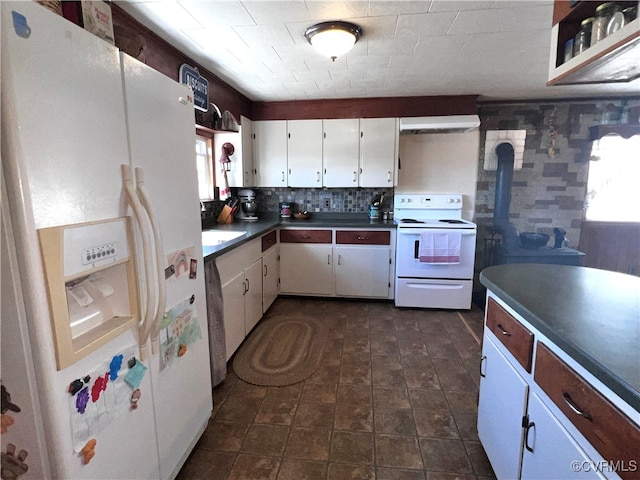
[{"x1": 179, "y1": 64, "x2": 209, "y2": 112}]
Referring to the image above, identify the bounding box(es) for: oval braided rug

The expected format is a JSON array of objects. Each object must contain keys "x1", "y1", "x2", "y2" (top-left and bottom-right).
[{"x1": 232, "y1": 315, "x2": 326, "y2": 386}]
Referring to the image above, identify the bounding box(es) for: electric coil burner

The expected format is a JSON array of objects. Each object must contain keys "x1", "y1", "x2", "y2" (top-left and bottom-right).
[{"x1": 393, "y1": 194, "x2": 477, "y2": 309}]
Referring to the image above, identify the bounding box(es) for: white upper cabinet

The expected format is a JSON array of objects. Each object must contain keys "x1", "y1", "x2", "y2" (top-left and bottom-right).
[
  {"x1": 359, "y1": 117, "x2": 399, "y2": 188},
  {"x1": 240, "y1": 116, "x2": 254, "y2": 187},
  {"x1": 323, "y1": 118, "x2": 360, "y2": 187},
  {"x1": 287, "y1": 119, "x2": 323, "y2": 187},
  {"x1": 214, "y1": 115, "x2": 254, "y2": 188},
  {"x1": 254, "y1": 120, "x2": 287, "y2": 187},
  {"x1": 251, "y1": 117, "x2": 398, "y2": 187}
]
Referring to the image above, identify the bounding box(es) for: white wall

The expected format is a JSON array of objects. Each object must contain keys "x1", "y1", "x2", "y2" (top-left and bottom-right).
[{"x1": 397, "y1": 131, "x2": 480, "y2": 220}]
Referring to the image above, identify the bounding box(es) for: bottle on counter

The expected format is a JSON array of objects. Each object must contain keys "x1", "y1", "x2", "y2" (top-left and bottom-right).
[
  {"x1": 591, "y1": 2, "x2": 615, "y2": 46},
  {"x1": 574, "y1": 17, "x2": 593, "y2": 56}
]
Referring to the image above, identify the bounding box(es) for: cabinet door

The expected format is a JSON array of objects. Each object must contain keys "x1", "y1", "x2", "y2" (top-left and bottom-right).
[
  {"x1": 280, "y1": 244, "x2": 333, "y2": 295},
  {"x1": 214, "y1": 130, "x2": 248, "y2": 188},
  {"x1": 244, "y1": 259, "x2": 263, "y2": 335},
  {"x1": 334, "y1": 245, "x2": 390, "y2": 298},
  {"x1": 262, "y1": 246, "x2": 279, "y2": 313},
  {"x1": 221, "y1": 273, "x2": 246, "y2": 360},
  {"x1": 478, "y1": 332, "x2": 529, "y2": 480},
  {"x1": 359, "y1": 118, "x2": 398, "y2": 187},
  {"x1": 323, "y1": 119, "x2": 359, "y2": 187},
  {"x1": 240, "y1": 115, "x2": 254, "y2": 187},
  {"x1": 521, "y1": 393, "x2": 606, "y2": 480},
  {"x1": 287, "y1": 119, "x2": 322, "y2": 187},
  {"x1": 254, "y1": 120, "x2": 287, "y2": 187}
]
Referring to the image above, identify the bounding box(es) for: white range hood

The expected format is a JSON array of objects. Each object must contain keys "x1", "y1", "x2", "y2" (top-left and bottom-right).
[{"x1": 399, "y1": 115, "x2": 480, "y2": 134}]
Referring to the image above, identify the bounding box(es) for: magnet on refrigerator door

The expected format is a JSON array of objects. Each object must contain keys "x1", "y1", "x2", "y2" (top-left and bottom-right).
[
  {"x1": 167, "y1": 248, "x2": 194, "y2": 280},
  {"x1": 67, "y1": 346, "x2": 138, "y2": 452},
  {"x1": 159, "y1": 297, "x2": 202, "y2": 371}
]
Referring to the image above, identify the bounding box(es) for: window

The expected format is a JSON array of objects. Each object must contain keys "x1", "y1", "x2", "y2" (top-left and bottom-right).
[
  {"x1": 195, "y1": 135, "x2": 214, "y2": 200},
  {"x1": 585, "y1": 134, "x2": 640, "y2": 222}
]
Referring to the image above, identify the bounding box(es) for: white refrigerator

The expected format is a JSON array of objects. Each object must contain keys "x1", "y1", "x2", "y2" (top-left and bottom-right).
[{"x1": 1, "y1": 2, "x2": 212, "y2": 479}]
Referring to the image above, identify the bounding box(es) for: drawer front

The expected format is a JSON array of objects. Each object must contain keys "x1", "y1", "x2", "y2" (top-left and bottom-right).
[
  {"x1": 216, "y1": 239, "x2": 261, "y2": 285},
  {"x1": 535, "y1": 343, "x2": 640, "y2": 480},
  {"x1": 280, "y1": 229, "x2": 332, "y2": 244},
  {"x1": 486, "y1": 297, "x2": 534, "y2": 372},
  {"x1": 336, "y1": 230, "x2": 390, "y2": 245},
  {"x1": 261, "y1": 230, "x2": 277, "y2": 252}
]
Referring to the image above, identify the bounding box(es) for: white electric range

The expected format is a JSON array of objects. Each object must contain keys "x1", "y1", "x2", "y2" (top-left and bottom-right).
[{"x1": 393, "y1": 193, "x2": 477, "y2": 309}]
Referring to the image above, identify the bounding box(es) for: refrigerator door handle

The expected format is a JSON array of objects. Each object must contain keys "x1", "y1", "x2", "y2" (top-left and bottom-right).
[
  {"x1": 122, "y1": 164, "x2": 155, "y2": 361},
  {"x1": 134, "y1": 167, "x2": 167, "y2": 355}
]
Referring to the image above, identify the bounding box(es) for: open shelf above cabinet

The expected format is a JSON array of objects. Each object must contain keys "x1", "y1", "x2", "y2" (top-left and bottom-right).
[{"x1": 548, "y1": 1, "x2": 640, "y2": 86}]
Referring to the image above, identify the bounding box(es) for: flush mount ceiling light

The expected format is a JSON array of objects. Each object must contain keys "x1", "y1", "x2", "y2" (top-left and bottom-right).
[{"x1": 304, "y1": 21, "x2": 363, "y2": 62}]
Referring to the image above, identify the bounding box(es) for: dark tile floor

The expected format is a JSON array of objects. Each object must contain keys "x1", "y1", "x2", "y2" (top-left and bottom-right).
[{"x1": 177, "y1": 297, "x2": 495, "y2": 480}]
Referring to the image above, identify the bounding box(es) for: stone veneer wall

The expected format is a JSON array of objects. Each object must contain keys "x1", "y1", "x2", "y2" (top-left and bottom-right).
[{"x1": 474, "y1": 97, "x2": 640, "y2": 274}]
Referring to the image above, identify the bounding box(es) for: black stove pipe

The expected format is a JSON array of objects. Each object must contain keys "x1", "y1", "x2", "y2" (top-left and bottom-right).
[
  {"x1": 493, "y1": 142, "x2": 515, "y2": 226},
  {"x1": 491, "y1": 142, "x2": 521, "y2": 251}
]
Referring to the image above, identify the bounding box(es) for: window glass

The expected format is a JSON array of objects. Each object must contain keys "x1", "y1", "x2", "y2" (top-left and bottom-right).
[
  {"x1": 585, "y1": 134, "x2": 640, "y2": 222},
  {"x1": 195, "y1": 135, "x2": 214, "y2": 200}
]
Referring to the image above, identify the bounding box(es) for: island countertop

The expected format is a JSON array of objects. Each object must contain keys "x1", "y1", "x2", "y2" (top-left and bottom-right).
[{"x1": 480, "y1": 264, "x2": 640, "y2": 412}]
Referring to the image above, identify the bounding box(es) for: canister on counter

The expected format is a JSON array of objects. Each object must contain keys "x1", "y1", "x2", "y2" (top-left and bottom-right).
[
  {"x1": 279, "y1": 202, "x2": 291, "y2": 217},
  {"x1": 591, "y1": 2, "x2": 615, "y2": 46},
  {"x1": 574, "y1": 17, "x2": 593, "y2": 56}
]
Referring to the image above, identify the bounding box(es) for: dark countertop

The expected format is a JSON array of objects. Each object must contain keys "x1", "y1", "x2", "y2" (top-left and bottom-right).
[
  {"x1": 480, "y1": 264, "x2": 640, "y2": 412},
  {"x1": 202, "y1": 212, "x2": 397, "y2": 259}
]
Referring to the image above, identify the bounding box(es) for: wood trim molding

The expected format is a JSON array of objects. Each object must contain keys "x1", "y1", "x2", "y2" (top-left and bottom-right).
[{"x1": 251, "y1": 95, "x2": 479, "y2": 121}]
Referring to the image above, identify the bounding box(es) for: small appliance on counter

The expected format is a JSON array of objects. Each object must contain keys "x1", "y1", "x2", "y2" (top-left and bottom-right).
[{"x1": 238, "y1": 189, "x2": 258, "y2": 221}]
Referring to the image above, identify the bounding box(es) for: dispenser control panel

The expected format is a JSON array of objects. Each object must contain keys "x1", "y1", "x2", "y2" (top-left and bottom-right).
[
  {"x1": 63, "y1": 219, "x2": 130, "y2": 276},
  {"x1": 82, "y1": 242, "x2": 118, "y2": 265}
]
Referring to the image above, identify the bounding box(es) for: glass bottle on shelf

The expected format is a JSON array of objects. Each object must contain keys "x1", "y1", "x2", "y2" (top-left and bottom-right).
[
  {"x1": 591, "y1": 2, "x2": 615, "y2": 46},
  {"x1": 574, "y1": 17, "x2": 593, "y2": 56}
]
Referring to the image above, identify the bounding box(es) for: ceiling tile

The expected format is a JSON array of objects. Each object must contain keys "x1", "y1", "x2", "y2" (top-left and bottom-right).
[{"x1": 118, "y1": 1, "x2": 639, "y2": 102}]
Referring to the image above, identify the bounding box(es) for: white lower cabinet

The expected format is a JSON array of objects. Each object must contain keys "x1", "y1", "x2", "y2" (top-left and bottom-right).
[
  {"x1": 220, "y1": 273, "x2": 246, "y2": 361},
  {"x1": 219, "y1": 258, "x2": 262, "y2": 361},
  {"x1": 280, "y1": 243, "x2": 334, "y2": 295},
  {"x1": 216, "y1": 239, "x2": 263, "y2": 360},
  {"x1": 243, "y1": 259, "x2": 263, "y2": 334},
  {"x1": 279, "y1": 228, "x2": 395, "y2": 299},
  {"x1": 334, "y1": 245, "x2": 390, "y2": 297},
  {"x1": 262, "y1": 245, "x2": 279, "y2": 313},
  {"x1": 521, "y1": 393, "x2": 605, "y2": 480},
  {"x1": 478, "y1": 332, "x2": 529, "y2": 480},
  {"x1": 478, "y1": 294, "x2": 637, "y2": 480}
]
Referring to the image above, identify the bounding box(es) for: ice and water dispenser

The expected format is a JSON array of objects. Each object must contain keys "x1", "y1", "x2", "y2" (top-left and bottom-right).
[{"x1": 39, "y1": 218, "x2": 139, "y2": 369}]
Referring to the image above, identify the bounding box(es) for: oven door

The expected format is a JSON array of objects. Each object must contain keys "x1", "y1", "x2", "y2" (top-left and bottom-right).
[{"x1": 396, "y1": 227, "x2": 476, "y2": 279}]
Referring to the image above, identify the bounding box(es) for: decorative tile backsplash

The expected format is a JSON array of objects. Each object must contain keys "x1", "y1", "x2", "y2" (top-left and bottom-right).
[{"x1": 253, "y1": 187, "x2": 394, "y2": 214}]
